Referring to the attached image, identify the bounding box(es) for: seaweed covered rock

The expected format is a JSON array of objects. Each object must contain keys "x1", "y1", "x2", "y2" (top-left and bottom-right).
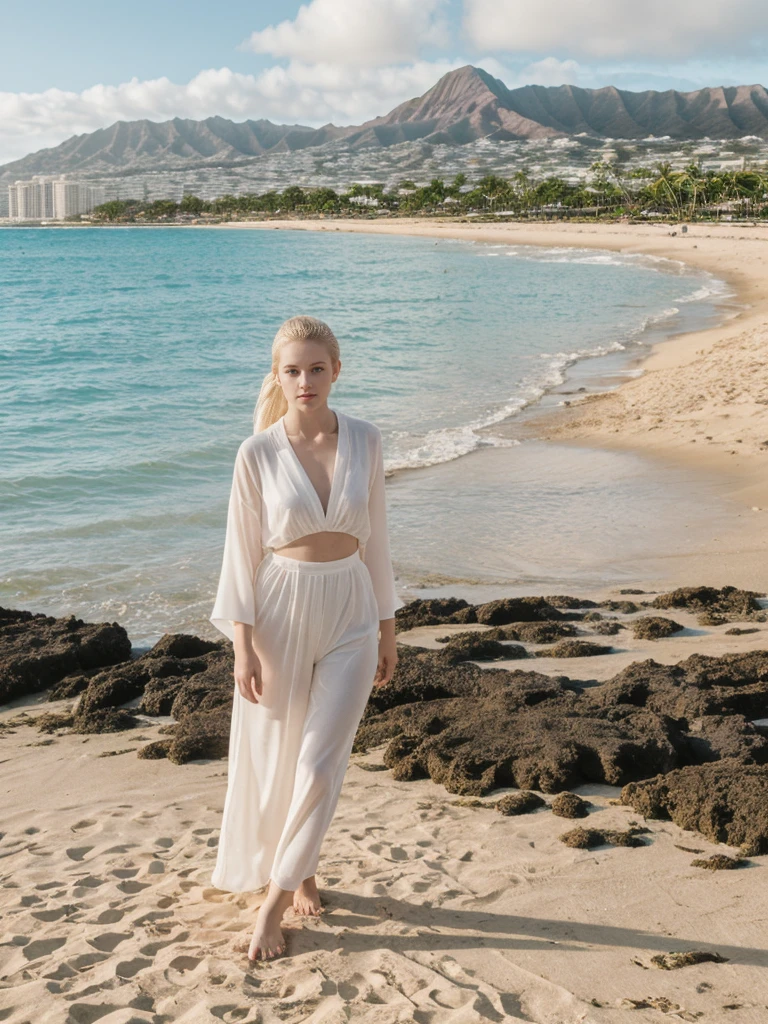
[
  {"x1": 551, "y1": 792, "x2": 589, "y2": 818},
  {"x1": 651, "y1": 585, "x2": 764, "y2": 622},
  {"x1": 70, "y1": 636, "x2": 232, "y2": 733},
  {"x1": 137, "y1": 740, "x2": 171, "y2": 760},
  {"x1": 359, "y1": 688, "x2": 684, "y2": 796},
  {"x1": 559, "y1": 825, "x2": 649, "y2": 848},
  {"x1": 496, "y1": 791, "x2": 546, "y2": 815},
  {"x1": 691, "y1": 854, "x2": 746, "y2": 870},
  {"x1": 394, "y1": 598, "x2": 477, "y2": 633},
  {"x1": 165, "y1": 707, "x2": 231, "y2": 763},
  {"x1": 599, "y1": 600, "x2": 641, "y2": 614},
  {"x1": 535, "y1": 640, "x2": 613, "y2": 658},
  {"x1": 0, "y1": 607, "x2": 131, "y2": 704},
  {"x1": 592, "y1": 621, "x2": 623, "y2": 636},
  {"x1": 683, "y1": 715, "x2": 768, "y2": 765},
  {"x1": 439, "y1": 622, "x2": 579, "y2": 645},
  {"x1": 475, "y1": 597, "x2": 574, "y2": 626},
  {"x1": 545, "y1": 595, "x2": 599, "y2": 609},
  {"x1": 436, "y1": 632, "x2": 528, "y2": 664},
  {"x1": 620, "y1": 759, "x2": 768, "y2": 855},
  {"x1": 362, "y1": 644, "x2": 569, "y2": 719},
  {"x1": 632, "y1": 617, "x2": 684, "y2": 641},
  {"x1": 586, "y1": 651, "x2": 768, "y2": 721}
]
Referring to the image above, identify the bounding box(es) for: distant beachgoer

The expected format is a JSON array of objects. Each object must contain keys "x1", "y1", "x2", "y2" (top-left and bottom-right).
[{"x1": 209, "y1": 315, "x2": 403, "y2": 961}]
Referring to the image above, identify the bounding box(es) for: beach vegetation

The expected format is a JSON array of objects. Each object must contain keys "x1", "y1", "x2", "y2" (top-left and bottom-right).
[{"x1": 89, "y1": 163, "x2": 768, "y2": 225}]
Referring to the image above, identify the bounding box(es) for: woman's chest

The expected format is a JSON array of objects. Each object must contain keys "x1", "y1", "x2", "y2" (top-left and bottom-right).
[{"x1": 260, "y1": 449, "x2": 370, "y2": 527}]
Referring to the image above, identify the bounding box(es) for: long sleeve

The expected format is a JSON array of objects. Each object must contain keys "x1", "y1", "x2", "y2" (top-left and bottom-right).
[
  {"x1": 210, "y1": 441, "x2": 264, "y2": 644},
  {"x1": 362, "y1": 427, "x2": 405, "y2": 621}
]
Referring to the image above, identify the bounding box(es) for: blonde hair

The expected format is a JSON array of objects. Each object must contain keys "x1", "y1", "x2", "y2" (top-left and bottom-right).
[{"x1": 253, "y1": 315, "x2": 341, "y2": 433}]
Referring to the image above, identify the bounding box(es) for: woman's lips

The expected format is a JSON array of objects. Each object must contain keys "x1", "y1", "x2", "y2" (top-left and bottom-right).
[{"x1": 299, "y1": 394, "x2": 316, "y2": 400}]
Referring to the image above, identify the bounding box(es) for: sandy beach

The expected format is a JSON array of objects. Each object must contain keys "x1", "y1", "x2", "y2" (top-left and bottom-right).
[
  {"x1": 2, "y1": 218, "x2": 768, "y2": 1023},
  {"x1": 3, "y1": 594, "x2": 768, "y2": 1022}
]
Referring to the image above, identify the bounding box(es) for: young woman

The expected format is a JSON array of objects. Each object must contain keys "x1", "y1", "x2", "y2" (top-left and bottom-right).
[{"x1": 209, "y1": 314, "x2": 404, "y2": 962}]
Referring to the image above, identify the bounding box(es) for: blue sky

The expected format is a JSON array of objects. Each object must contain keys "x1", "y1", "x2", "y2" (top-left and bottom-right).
[
  {"x1": 2, "y1": 1, "x2": 289, "y2": 93},
  {"x1": 2, "y1": 0, "x2": 767, "y2": 166}
]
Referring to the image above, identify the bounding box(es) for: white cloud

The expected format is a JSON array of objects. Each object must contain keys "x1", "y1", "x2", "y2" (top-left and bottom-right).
[
  {"x1": 518, "y1": 57, "x2": 582, "y2": 86},
  {"x1": 242, "y1": 0, "x2": 450, "y2": 68},
  {"x1": 0, "y1": 61, "x2": 464, "y2": 167},
  {"x1": 463, "y1": 0, "x2": 768, "y2": 59}
]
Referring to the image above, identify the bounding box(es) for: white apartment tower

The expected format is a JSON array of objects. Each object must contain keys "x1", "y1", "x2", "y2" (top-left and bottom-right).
[{"x1": 7, "y1": 176, "x2": 105, "y2": 220}]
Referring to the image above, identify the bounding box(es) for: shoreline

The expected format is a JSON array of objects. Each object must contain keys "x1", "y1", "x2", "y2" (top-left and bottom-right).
[{"x1": 209, "y1": 217, "x2": 768, "y2": 595}]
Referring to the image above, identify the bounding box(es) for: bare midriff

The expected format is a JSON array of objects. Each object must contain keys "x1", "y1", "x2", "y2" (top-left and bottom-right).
[{"x1": 273, "y1": 531, "x2": 359, "y2": 562}]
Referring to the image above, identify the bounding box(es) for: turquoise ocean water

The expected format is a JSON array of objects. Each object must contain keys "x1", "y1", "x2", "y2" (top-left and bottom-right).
[{"x1": 0, "y1": 226, "x2": 735, "y2": 644}]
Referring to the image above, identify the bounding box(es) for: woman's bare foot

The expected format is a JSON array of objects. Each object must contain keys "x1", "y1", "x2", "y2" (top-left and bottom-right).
[
  {"x1": 293, "y1": 875, "x2": 323, "y2": 916},
  {"x1": 248, "y1": 881, "x2": 294, "y2": 962}
]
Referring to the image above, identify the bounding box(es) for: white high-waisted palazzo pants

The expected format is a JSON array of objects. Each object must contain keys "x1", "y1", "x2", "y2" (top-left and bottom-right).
[{"x1": 211, "y1": 548, "x2": 380, "y2": 893}]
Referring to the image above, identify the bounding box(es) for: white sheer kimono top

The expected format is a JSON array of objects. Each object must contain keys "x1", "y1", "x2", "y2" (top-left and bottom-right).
[{"x1": 210, "y1": 408, "x2": 405, "y2": 642}]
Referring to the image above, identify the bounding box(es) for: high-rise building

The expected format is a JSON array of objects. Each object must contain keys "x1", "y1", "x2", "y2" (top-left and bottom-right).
[{"x1": 6, "y1": 176, "x2": 105, "y2": 221}]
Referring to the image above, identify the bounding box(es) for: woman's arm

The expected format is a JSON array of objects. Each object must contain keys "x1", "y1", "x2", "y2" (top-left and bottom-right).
[
  {"x1": 210, "y1": 442, "x2": 265, "y2": 703},
  {"x1": 361, "y1": 427, "x2": 404, "y2": 686}
]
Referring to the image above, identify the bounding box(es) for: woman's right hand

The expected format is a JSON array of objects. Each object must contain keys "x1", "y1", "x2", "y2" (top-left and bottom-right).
[{"x1": 234, "y1": 647, "x2": 263, "y2": 704}]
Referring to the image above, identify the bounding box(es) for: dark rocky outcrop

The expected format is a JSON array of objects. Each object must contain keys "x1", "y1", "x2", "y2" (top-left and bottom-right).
[
  {"x1": 585, "y1": 651, "x2": 768, "y2": 722},
  {"x1": 621, "y1": 760, "x2": 768, "y2": 855},
  {"x1": 496, "y1": 791, "x2": 546, "y2": 815},
  {"x1": 551, "y1": 792, "x2": 590, "y2": 818},
  {"x1": 632, "y1": 617, "x2": 685, "y2": 640},
  {"x1": 360, "y1": 690, "x2": 685, "y2": 796},
  {"x1": 9, "y1": 588, "x2": 768, "y2": 851},
  {"x1": 559, "y1": 825, "x2": 650, "y2": 848},
  {"x1": 650, "y1": 585, "x2": 764, "y2": 622},
  {"x1": 0, "y1": 607, "x2": 131, "y2": 704},
  {"x1": 534, "y1": 640, "x2": 613, "y2": 658},
  {"x1": 691, "y1": 854, "x2": 746, "y2": 870}
]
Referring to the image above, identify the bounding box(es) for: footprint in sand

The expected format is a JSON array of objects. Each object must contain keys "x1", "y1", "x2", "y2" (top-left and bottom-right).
[
  {"x1": 65, "y1": 846, "x2": 94, "y2": 861},
  {"x1": 72, "y1": 875, "x2": 106, "y2": 891},
  {"x1": 211, "y1": 1005, "x2": 250, "y2": 1022},
  {"x1": 165, "y1": 954, "x2": 204, "y2": 986},
  {"x1": 31, "y1": 905, "x2": 80, "y2": 922},
  {"x1": 88, "y1": 931, "x2": 132, "y2": 953},
  {"x1": 115, "y1": 955, "x2": 153, "y2": 979},
  {"x1": 22, "y1": 936, "x2": 67, "y2": 960},
  {"x1": 116, "y1": 879, "x2": 151, "y2": 894},
  {"x1": 66, "y1": 951, "x2": 110, "y2": 972},
  {"x1": 154, "y1": 837, "x2": 174, "y2": 848},
  {"x1": 140, "y1": 932, "x2": 188, "y2": 956},
  {"x1": 69, "y1": 819, "x2": 97, "y2": 831},
  {"x1": 96, "y1": 908, "x2": 125, "y2": 924}
]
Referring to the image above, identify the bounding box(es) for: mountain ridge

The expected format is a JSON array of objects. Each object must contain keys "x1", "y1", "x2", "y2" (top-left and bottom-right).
[{"x1": 3, "y1": 65, "x2": 768, "y2": 179}]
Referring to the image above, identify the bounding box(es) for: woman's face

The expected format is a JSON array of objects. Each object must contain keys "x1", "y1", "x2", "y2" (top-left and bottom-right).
[{"x1": 276, "y1": 339, "x2": 341, "y2": 412}]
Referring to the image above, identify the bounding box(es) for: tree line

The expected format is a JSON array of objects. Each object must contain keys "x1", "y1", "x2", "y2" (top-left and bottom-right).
[{"x1": 92, "y1": 162, "x2": 768, "y2": 223}]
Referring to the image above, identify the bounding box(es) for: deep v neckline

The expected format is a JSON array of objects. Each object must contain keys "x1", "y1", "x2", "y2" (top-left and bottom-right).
[{"x1": 278, "y1": 408, "x2": 345, "y2": 522}]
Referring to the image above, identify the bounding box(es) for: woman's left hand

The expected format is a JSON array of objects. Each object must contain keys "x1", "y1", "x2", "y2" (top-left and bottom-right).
[{"x1": 373, "y1": 618, "x2": 398, "y2": 687}]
